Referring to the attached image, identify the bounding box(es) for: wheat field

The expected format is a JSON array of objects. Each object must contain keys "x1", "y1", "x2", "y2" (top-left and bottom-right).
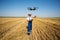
[{"x1": 0, "y1": 17, "x2": 60, "y2": 40}]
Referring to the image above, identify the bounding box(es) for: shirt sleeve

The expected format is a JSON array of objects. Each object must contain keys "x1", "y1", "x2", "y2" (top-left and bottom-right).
[{"x1": 27, "y1": 17, "x2": 29, "y2": 21}]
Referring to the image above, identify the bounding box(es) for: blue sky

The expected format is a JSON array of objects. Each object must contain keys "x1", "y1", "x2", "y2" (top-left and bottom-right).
[{"x1": 0, "y1": 0, "x2": 60, "y2": 17}]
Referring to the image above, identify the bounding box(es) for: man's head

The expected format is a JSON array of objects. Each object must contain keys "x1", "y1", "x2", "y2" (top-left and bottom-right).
[{"x1": 28, "y1": 14, "x2": 32, "y2": 17}]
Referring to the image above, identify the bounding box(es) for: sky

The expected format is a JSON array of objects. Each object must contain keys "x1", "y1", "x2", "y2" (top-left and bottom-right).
[{"x1": 0, "y1": 0, "x2": 60, "y2": 17}]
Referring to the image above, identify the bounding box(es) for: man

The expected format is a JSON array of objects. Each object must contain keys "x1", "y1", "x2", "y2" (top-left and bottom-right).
[{"x1": 27, "y1": 14, "x2": 33, "y2": 35}]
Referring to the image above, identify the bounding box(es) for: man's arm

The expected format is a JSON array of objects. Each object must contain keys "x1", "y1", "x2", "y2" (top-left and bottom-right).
[
  {"x1": 32, "y1": 19, "x2": 33, "y2": 21},
  {"x1": 27, "y1": 17, "x2": 29, "y2": 22}
]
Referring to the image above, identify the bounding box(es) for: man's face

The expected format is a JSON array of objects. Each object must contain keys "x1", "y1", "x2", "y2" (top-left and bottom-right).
[{"x1": 28, "y1": 14, "x2": 32, "y2": 16}]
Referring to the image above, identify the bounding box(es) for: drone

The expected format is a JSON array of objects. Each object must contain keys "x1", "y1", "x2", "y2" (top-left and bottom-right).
[{"x1": 28, "y1": 7, "x2": 38, "y2": 11}]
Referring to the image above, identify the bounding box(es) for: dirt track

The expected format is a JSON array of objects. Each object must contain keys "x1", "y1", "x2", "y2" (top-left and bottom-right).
[{"x1": 0, "y1": 18, "x2": 60, "y2": 40}]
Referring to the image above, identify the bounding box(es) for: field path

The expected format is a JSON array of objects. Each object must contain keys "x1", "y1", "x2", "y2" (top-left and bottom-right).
[{"x1": 0, "y1": 18, "x2": 60, "y2": 40}]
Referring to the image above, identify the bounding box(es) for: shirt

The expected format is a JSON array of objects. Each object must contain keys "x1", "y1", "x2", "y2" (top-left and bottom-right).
[{"x1": 27, "y1": 17, "x2": 33, "y2": 21}]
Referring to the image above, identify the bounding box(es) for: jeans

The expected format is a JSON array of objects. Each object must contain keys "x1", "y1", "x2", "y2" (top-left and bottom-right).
[{"x1": 28, "y1": 21, "x2": 32, "y2": 34}]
